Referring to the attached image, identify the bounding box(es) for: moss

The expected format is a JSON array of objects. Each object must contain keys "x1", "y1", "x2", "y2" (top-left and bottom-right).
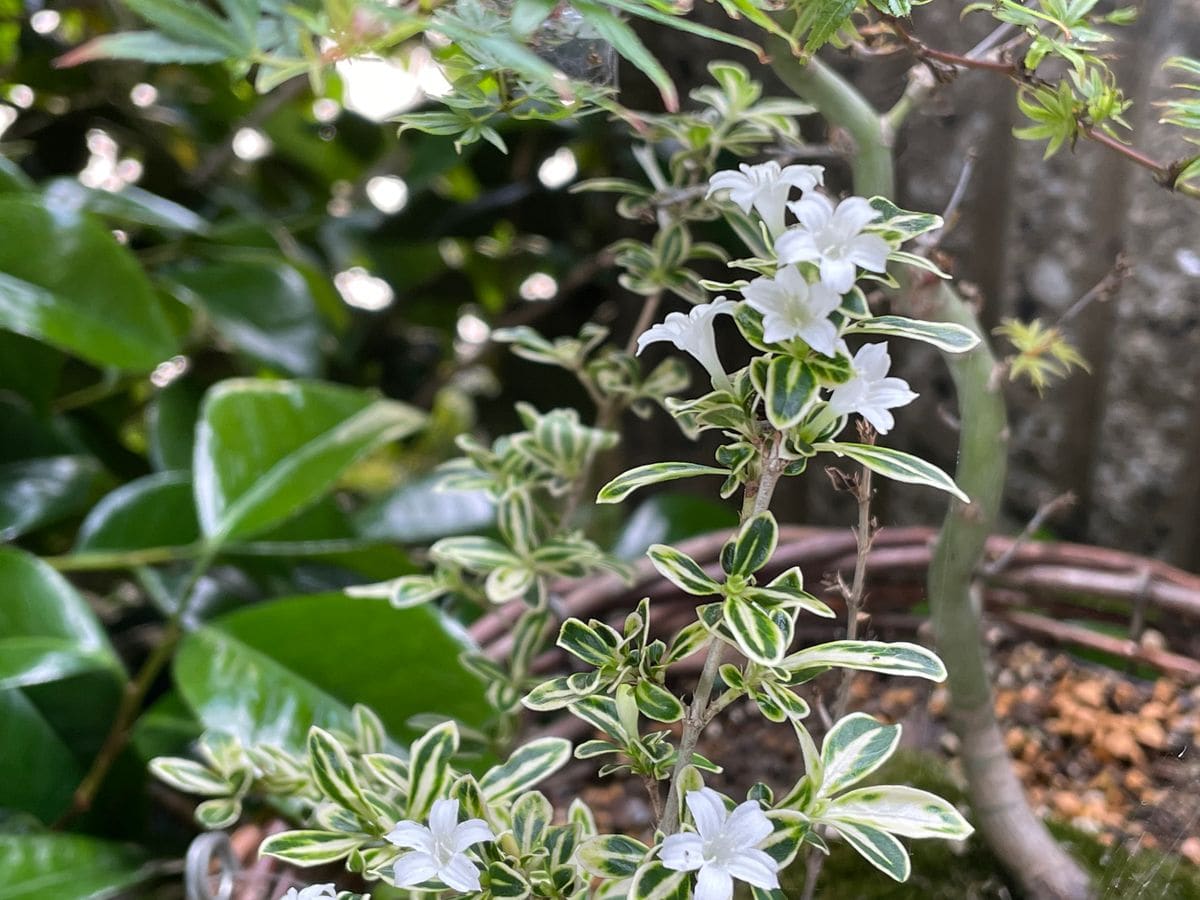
[{"x1": 778, "y1": 749, "x2": 1200, "y2": 899}]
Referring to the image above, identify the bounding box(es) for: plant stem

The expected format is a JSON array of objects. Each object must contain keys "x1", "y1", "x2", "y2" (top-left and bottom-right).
[
  {"x1": 43, "y1": 544, "x2": 202, "y2": 572},
  {"x1": 54, "y1": 547, "x2": 217, "y2": 828},
  {"x1": 660, "y1": 446, "x2": 784, "y2": 835},
  {"x1": 770, "y1": 48, "x2": 1094, "y2": 899},
  {"x1": 800, "y1": 450, "x2": 874, "y2": 900}
]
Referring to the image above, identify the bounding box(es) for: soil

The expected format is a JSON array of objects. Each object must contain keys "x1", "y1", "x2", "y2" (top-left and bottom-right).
[{"x1": 544, "y1": 636, "x2": 1200, "y2": 871}]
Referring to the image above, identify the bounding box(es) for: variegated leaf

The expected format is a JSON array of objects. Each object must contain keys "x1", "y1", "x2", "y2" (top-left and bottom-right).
[
  {"x1": 719, "y1": 511, "x2": 778, "y2": 577},
  {"x1": 523, "y1": 675, "x2": 584, "y2": 711},
  {"x1": 647, "y1": 544, "x2": 721, "y2": 596},
  {"x1": 576, "y1": 834, "x2": 650, "y2": 879},
  {"x1": 722, "y1": 596, "x2": 788, "y2": 665},
  {"x1": 629, "y1": 860, "x2": 691, "y2": 900},
  {"x1": 634, "y1": 679, "x2": 685, "y2": 723},
  {"x1": 844, "y1": 315, "x2": 979, "y2": 353},
  {"x1": 597, "y1": 462, "x2": 729, "y2": 504},
  {"x1": 750, "y1": 355, "x2": 818, "y2": 430},
  {"x1": 260, "y1": 829, "x2": 367, "y2": 866},
  {"x1": 361, "y1": 753, "x2": 409, "y2": 793},
  {"x1": 782, "y1": 640, "x2": 946, "y2": 681},
  {"x1": 826, "y1": 819, "x2": 911, "y2": 882},
  {"x1": 480, "y1": 737, "x2": 572, "y2": 801},
  {"x1": 825, "y1": 785, "x2": 973, "y2": 839},
  {"x1": 486, "y1": 859, "x2": 532, "y2": 898},
  {"x1": 485, "y1": 564, "x2": 535, "y2": 605},
  {"x1": 308, "y1": 728, "x2": 373, "y2": 820},
  {"x1": 558, "y1": 618, "x2": 616, "y2": 667},
  {"x1": 814, "y1": 442, "x2": 969, "y2": 503},
  {"x1": 819, "y1": 713, "x2": 901, "y2": 798},
  {"x1": 148, "y1": 757, "x2": 231, "y2": 796},
  {"x1": 511, "y1": 790, "x2": 553, "y2": 853},
  {"x1": 195, "y1": 797, "x2": 241, "y2": 829},
  {"x1": 430, "y1": 535, "x2": 520, "y2": 572},
  {"x1": 406, "y1": 721, "x2": 459, "y2": 819}
]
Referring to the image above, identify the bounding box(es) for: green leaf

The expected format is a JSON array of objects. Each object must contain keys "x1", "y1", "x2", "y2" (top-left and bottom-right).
[
  {"x1": 511, "y1": 790, "x2": 552, "y2": 853},
  {"x1": 721, "y1": 596, "x2": 788, "y2": 665},
  {"x1": 122, "y1": 0, "x2": 247, "y2": 52},
  {"x1": 573, "y1": 0, "x2": 679, "y2": 111},
  {"x1": 558, "y1": 619, "x2": 615, "y2": 667},
  {"x1": 647, "y1": 544, "x2": 721, "y2": 596},
  {"x1": 166, "y1": 256, "x2": 325, "y2": 376},
  {"x1": 825, "y1": 819, "x2": 911, "y2": 882},
  {"x1": 57, "y1": 30, "x2": 232, "y2": 65},
  {"x1": 804, "y1": 0, "x2": 858, "y2": 51},
  {"x1": 259, "y1": 830, "x2": 368, "y2": 867},
  {"x1": 480, "y1": 737, "x2": 572, "y2": 801},
  {"x1": 174, "y1": 593, "x2": 489, "y2": 752},
  {"x1": 720, "y1": 512, "x2": 778, "y2": 577},
  {"x1": 750, "y1": 355, "x2": 818, "y2": 430},
  {"x1": 42, "y1": 178, "x2": 209, "y2": 234},
  {"x1": 820, "y1": 713, "x2": 902, "y2": 797},
  {"x1": 0, "y1": 456, "x2": 104, "y2": 540},
  {"x1": 74, "y1": 471, "x2": 199, "y2": 552},
  {"x1": 0, "y1": 690, "x2": 83, "y2": 822},
  {"x1": 0, "y1": 834, "x2": 150, "y2": 900},
  {"x1": 782, "y1": 640, "x2": 946, "y2": 681},
  {"x1": 431, "y1": 535, "x2": 520, "y2": 572},
  {"x1": 194, "y1": 379, "x2": 424, "y2": 543},
  {"x1": 0, "y1": 196, "x2": 181, "y2": 372},
  {"x1": 195, "y1": 796, "x2": 242, "y2": 829},
  {"x1": 353, "y1": 474, "x2": 494, "y2": 544},
  {"x1": 825, "y1": 785, "x2": 973, "y2": 839},
  {"x1": 868, "y1": 0, "x2": 911, "y2": 14},
  {"x1": 844, "y1": 316, "x2": 980, "y2": 353},
  {"x1": 598, "y1": 462, "x2": 729, "y2": 504},
  {"x1": 0, "y1": 158, "x2": 34, "y2": 193},
  {"x1": 814, "y1": 442, "x2": 969, "y2": 503},
  {"x1": 510, "y1": 0, "x2": 556, "y2": 35}
]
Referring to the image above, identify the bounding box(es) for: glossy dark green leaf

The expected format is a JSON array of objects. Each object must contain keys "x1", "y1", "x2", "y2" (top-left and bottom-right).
[
  {"x1": 147, "y1": 378, "x2": 202, "y2": 472},
  {"x1": 174, "y1": 593, "x2": 489, "y2": 751},
  {"x1": 166, "y1": 257, "x2": 324, "y2": 376},
  {"x1": 0, "y1": 689, "x2": 82, "y2": 822},
  {"x1": 0, "y1": 833, "x2": 150, "y2": 900},
  {"x1": 42, "y1": 178, "x2": 208, "y2": 234},
  {"x1": 0, "y1": 196, "x2": 181, "y2": 372},
  {"x1": 0, "y1": 456, "x2": 104, "y2": 540},
  {"x1": 0, "y1": 157, "x2": 33, "y2": 193},
  {"x1": 193, "y1": 379, "x2": 424, "y2": 543},
  {"x1": 0, "y1": 334, "x2": 63, "y2": 414},
  {"x1": 74, "y1": 471, "x2": 199, "y2": 552}
]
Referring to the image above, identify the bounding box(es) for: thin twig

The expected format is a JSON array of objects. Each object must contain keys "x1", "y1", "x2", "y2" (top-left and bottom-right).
[
  {"x1": 915, "y1": 148, "x2": 978, "y2": 255},
  {"x1": 800, "y1": 427, "x2": 876, "y2": 900},
  {"x1": 1059, "y1": 253, "x2": 1133, "y2": 324},
  {"x1": 981, "y1": 491, "x2": 1076, "y2": 578}
]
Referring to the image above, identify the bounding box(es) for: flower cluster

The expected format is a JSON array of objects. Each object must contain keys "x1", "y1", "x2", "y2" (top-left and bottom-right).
[{"x1": 640, "y1": 162, "x2": 916, "y2": 435}]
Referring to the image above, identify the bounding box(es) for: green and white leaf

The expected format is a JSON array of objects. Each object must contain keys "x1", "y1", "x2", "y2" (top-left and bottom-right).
[
  {"x1": 260, "y1": 830, "x2": 368, "y2": 866},
  {"x1": 843, "y1": 316, "x2": 979, "y2": 353},
  {"x1": 819, "y1": 714, "x2": 902, "y2": 798},
  {"x1": 722, "y1": 597, "x2": 788, "y2": 665},
  {"x1": 782, "y1": 641, "x2": 946, "y2": 682},
  {"x1": 814, "y1": 442, "x2": 969, "y2": 503},
  {"x1": 406, "y1": 720, "x2": 459, "y2": 819},
  {"x1": 576, "y1": 834, "x2": 650, "y2": 879},
  {"x1": 825, "y1": 819, "x2": 911, "y2": 882},
  {"x1": 480, "y1": 737, "x2": 572, "y2": 801},
  {"x1": 750, "y1": 355, "x2": 819, "y2": 430},
  {"x1": 825, "y1": 785, "x2": 973, "y2": 839},
  {"x1": 597, "y1": 462, "x2": 728, "y2": 504},
  {"x1": 720, "y1": 511, "x2": 778, "y2": 578}
]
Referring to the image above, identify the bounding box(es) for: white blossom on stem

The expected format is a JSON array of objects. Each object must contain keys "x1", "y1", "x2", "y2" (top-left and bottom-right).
[
  {"x1": 775, "y1": 193, "x2": 890, "y2": 293},
  {"x1": 707, "y1": 162, "x2": 825, "y2": 236},
  {"x1": 741, "y1": 265, "x2": 842, "y2": 354},
  {"x1": 385, "y1": 798, "x2": 495, "y2": 893},
  {"x1": 828, "y1": 342, "x2": 917, "y2": 435},
  {"x1": 659, "y1": 788, "x2": 780, "y2": 900},
  {"x1": 280, "y1": 886, "x2": 336, "y2": 900},
  {"x1": 636, "y1": 298, "x2": 736, "y2": 390}
]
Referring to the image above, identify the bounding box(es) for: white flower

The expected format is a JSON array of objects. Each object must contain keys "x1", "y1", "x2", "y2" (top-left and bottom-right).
[
  {"x1": 385, "y1": 798, "x2": 495, "y2": 893},
  {"x1": 741, "y1": 265, "x2": 842, "y2": 355},
  {"x1": 636, "y1": 298, "x2": 736, "y2": 390},
  {"x1": 707, "y1": 162, "x2": 825, "y2": 236},
  {"x1": 280, "y1": 886, "x2": 336, "y2": 900},
  {"x1": 659, "y1": 788, "x2": 780, "y2": 900},
  {"x1": 828, "y1": 342, "x2": 917, "y2": 435},
  {"x1": 775, "y1": 194, "x2": 890, "y2": 294}
]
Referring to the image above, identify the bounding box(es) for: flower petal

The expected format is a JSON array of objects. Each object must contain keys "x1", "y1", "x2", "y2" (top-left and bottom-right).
[
  {"x1": 439, "y1": 853, "x2": 484, "y2": 893},
  {"x1": 385, "y1": 821, "x2": 435, "y2": 853},
  {"x1": 819, "y1": 257, "x2": 857, "y2": 294},
  {"x1": 452, "y1": 818, "x2": 496, "y2": 852},
  {"x1": 685, "y1": 788, "x2": 728, "y2": 841},
  {"x1": 853, "y1": 343, "x2": 891, "y2": 380},
  {"x1": 791, "y1": 193, "x2": 834, "y2": 232},
  {"x1": 428, "y1": 798, "x2": 460, "y2": 840},
  {"x1": 695, "y1": 863, "x2": 735, "y2": 900},
  {"x1": 775, "y1": 231, "x2": 818, "y2": 266},
  {"x1": 393, "y1": 851, "x2": 440, "y2": 887},
  {"x1": 860, "y1": 406, "x2": 896, "y2": 434},
  {"x1": 724, "y1": 848, "x2": 781, "y2": 889},
  {"x1": 723, "y1": 800, "x2": 773, "y2": 849},
  {"x1": 847, "y1": 234, "x2": 891, "y2": 273},
  {"x1": 799, "y1": 319, "x2": 840, "y2": 357},
  {"x1": 660, "y1": 833, "x2": 707, "y2": 872},
  {"x1": 832, "y1": 196, "x2": 880, "y2": 234}
]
